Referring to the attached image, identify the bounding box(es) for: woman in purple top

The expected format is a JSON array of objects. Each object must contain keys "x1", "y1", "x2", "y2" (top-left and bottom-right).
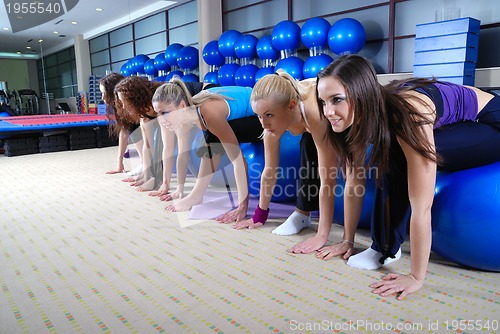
[{"x1": 288, "y1": 54, "x2": 500, "y2": 300}]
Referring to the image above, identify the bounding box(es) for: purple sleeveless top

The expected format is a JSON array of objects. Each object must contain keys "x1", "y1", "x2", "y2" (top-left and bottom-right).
[{"x1": 431, "y1": 82, "x2": 478, "y2": 128}]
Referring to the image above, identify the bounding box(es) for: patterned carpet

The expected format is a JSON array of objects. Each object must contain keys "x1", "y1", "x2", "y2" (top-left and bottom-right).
[{"x1": 0, "y1": 147, "x2": 498, "y2": 334}]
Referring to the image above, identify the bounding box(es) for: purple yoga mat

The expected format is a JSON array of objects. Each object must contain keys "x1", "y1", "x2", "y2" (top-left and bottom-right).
[{"x1": 188, "y1": 191, "x2": 297, "y2": 220}]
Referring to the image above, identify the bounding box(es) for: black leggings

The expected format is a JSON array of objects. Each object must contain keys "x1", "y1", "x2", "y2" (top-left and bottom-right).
[{"x1": 296, "y1": 132, "x2": 320, "y2": 211}]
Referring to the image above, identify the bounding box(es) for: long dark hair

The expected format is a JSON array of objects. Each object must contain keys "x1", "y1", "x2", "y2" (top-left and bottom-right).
[
  {"x1": 316, "y1": 54, "x2": 438, "y2": 176},
  {"x1": 99, "y1": 72, "x2": 125, "y2": 137}
]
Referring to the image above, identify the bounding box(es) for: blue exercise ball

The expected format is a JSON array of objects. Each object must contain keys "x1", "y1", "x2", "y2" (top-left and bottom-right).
[
  {"x1": 275, "y1": 56, "x2": 304, "y2": 80},
  {"x1": 255, "y1": 66, "x2": 275, "y2": 83},
  {"x1": 177, "y1": 46, "x2": 199, "y2": 70},
  {"x1": 217, "y1": 63, "x2": 240, "y2": 86},
  {"x1": 203, "y1": 71, "x2": 219, "y2": 85},
  {"x1": 246, "y1": 131, "x2": 301, "y2": 203},
  {"x1": 234, "y1": 34, "x2": 258, "y2": 59},
  {"x1": 256, "y1": 35, "x2": 279, "y2": 61},
  {"x1": 133, "y1": 54, "x2": 150, "y2": 74},
  {"x1": 182, "y1": 73, "x2": 199, "y2": 82},
  {"x1": 218, "y1": 30, "x2": 242, "y2": 58},
  {"x1": 202, "y1": 40, "x2": 225, "y2": 66},
  {"x1": 272, "y1": 20, "x2": 301, "y2": 51},
  {"x1": 120, "y1": 63, "x2": 131, "y2": 76},
  {"x1": 144, "y1": 59, "x2": 158, "y2": 76},
  {"x1": 432, "y1": 161, "x2": 500, "y2": 271},
  {"x1": 234, "y1": 64, "x2": 259, "y2": 87},
  {"x1": 328, "y1": 18, "x2": 366, "y2": 55},
  {"x1": 165, "y1": 70, "x2": 184, "y2": 82},
  {"x1": 0, "y1": 111, "x2": 11, "y2": 117},
  {"x1": 301, "y1": 17, "x2": 332, "y2": 49},
  {"x1": 125, "y1": 60, "x2": 134, "y2": 76},
  {"x1": 155, "y1": 75, "x2": 167, "y2": 82},
  {"x1": 165, "y1": 43, "x2": 184, "y2": 67},
  {"x1": 333, "y1": 169, "x2": 376, "y2": 230},
  {"x1": 154, "y1": 53, "x2": 170, "y2": 72},
  {"x1": 302, "y1": 54, "x2": 333, "y2": 79}
]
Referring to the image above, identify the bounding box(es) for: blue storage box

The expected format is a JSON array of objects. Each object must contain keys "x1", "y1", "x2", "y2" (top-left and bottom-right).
[
  {"x1": 415, "y1": 33, "x2": 479, "y2": 52},
  {"x1": 414, "y1": 47, "x2": 478, "y2": 65},
  {"x1": 414, "y1": 62, "x2": 476, "y2": 78},
  {"x1": 415, "y1": 17, "x2": 480, "y2": 38}
]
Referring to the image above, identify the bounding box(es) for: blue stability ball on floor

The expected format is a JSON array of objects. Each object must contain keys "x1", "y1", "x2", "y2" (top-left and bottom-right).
[
  {"x1": 246, "y1": 131, "x2": 301, "y2": 203},
  {"x1": 202, "y1": 40, "x2": 225, "y2": 66},
  {"x1": 431, "y1": 161, "x2": 500, "y2": 271},
  {"x1": 302, "y1": 54, "x2": 334, "y2": 79},
  {"x1": 203, "y1": 71, "x2": 219, "y2": 85},
  {"x1": 256, "y1": 35, "x2": 279, "y2": 61},
  {"x1": 300, "y1": 17, "x2": 332, "y2": 49},
  {"x1": 218, "y1": 63, "x2": 240, "y2": 86},
  {"x1": 255, "y1": 66, "x2": 275, "y2": 83},
  {"x1": 218, "y1": 30, "x2": 242, "y2": 58},
  {"x1": 328, "y1": 18, "x2": 366, "y2": 55},
  {"x1": 234, "y1": 64, "x2": 259, "y2": 87},
  {"x1": 332, "y1": 168, "x2": 376, "y2": 229},
  {"x1": 177, "y1": 46, "x2": 199, "y2": 70},
  {"x1": 165, "y1": 43, "x2": 184, "y2": 67},
  {"x1": 275, "y1": 56, "x2": 304, "y2": 80},
  {"x1": 272, "y1": 20, "x2": 301, "y2": 51}
]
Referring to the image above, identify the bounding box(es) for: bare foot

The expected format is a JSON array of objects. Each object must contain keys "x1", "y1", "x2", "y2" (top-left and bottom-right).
[
  {"x1": 165, "y1": 195, "x2": 202, "y2": 212},
  {"x1": 137, "y1": 178, "x2": 155, "y2": 192},
  {"x1": 123, "y1": 174, "x2": 142, "y2": 183}
]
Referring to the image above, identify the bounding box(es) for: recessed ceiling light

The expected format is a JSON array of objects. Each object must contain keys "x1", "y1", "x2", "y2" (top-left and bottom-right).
[
  {"x1": 3, "y1": 27, "x2": 9, "y2": 31},
  {"x1": 96, "y1": 8, "x2": 103, "y2": 11},
  {"x1": 53, "y1": 31, "x2": 58, "y2": 34},
  {"x1": 26, "y1": 46, "x2": 31, "y2": 49},
  {"x1": 71, "y1": 21, "x2": 77, "y2": 25},
  {"x1": 16, "y1": 51, "x2": 21, "y2": 54},
  {"x1": 38, "y1": 39, "x2": 43, "y2": 42}
]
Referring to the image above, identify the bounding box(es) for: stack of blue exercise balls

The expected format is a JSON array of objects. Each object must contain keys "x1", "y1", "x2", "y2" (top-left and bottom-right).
[
  {"x1": 217, "y1": 29, "x2": 242, "y2": 86},
  {"x1": 301, "y1": 17, "x2": 334, "y2": 79},
  {"x1": 255, "y1": 35, "x2": 279, "y2": 82},
  {"x1": 272, "y1": 20, "x2": 304, "y2": 80},
  {"x1": 234, "y1": 34, "x2": 259, "y2": 87},
  {"x1": 165, "y1": 43, "x2": 185, "y2": 81},
  {"x1": 177, "y1": 45, "x2": 199, "y2": 82},
  {"x1": 202, "y1": 40, "x2": 225, "y2": 85}
]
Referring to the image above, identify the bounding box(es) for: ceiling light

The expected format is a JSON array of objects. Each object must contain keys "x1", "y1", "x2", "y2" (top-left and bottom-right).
[
  {"x1": 26, "y1": 46, "x2": 31, "y2": 49},
  {"x1": 71, "y1": 21, "x2": 77, "y2": 25},
  {"x1": 53, "y1": 31, "x2": 58, "y2": 34},
  {"x1": 16, "y1": 51, "x2": 21, "y2": 54},
  {"x1": 96, "y1": 8, "x2": 103, "y2": 12},
  {"x1": 38, "y1": 39, "x2": 43, "y2": 42},
  {"x1": 3, "y1": 28, "x2": 9, "y2": 31}
]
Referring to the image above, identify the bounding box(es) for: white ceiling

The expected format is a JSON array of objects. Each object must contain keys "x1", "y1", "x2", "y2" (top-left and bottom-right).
[{"x1": 0, "y1": 0, "x2": 189, "y2": 59}]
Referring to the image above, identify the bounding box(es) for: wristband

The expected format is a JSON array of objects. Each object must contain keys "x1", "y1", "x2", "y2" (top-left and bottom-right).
[
  {"x1": 252, "y1": 205, "x2": 269, "y2": 224},
  {"x1": 342, "y1": 239, "x2": 354, "y2": 245}
]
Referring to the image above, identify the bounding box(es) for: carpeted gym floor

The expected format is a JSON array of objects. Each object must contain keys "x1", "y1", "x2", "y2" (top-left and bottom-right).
[{"x1": 0, "y1": 147, "x2": 498, "y2": 334}]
